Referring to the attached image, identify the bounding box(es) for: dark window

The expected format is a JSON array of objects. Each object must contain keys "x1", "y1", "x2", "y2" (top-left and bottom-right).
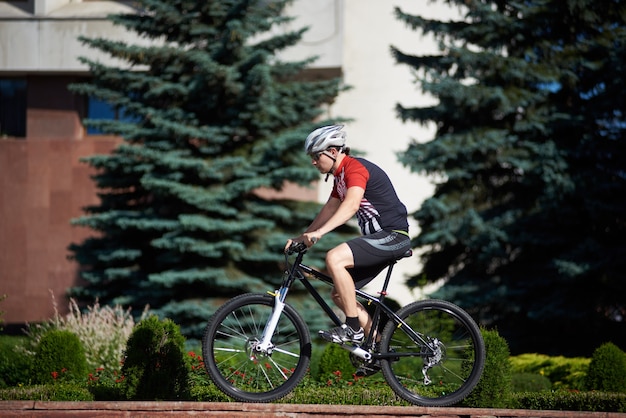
[
  {"x1": 0, "y1": 79, "x2": 27, "y2": 138},
  {"x1": 86, "y1": 97, "x2": 114, "y2": 135},
  {"x1": 86, "y1": 97, "x2": 138, "y2": 135}
]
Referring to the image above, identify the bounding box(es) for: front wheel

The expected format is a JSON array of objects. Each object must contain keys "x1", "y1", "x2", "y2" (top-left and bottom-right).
[
  {"x1": 202, "y1": 293, "x2": 311, "y2": 402},
  {"x1": 380, "y1": 299, "x2": 485, "y2": 407}
]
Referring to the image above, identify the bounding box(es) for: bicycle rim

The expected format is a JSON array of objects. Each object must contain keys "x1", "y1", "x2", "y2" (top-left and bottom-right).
[
  {"x1": 202, "y1": 293, "x2": 311, "y2": 402},
  {"x1": 380, "y1": 299, "x2": 485, "y2": 407}
]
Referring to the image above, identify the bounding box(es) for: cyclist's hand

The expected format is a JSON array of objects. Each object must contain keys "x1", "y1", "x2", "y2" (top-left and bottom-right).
[
  {"x1": 284, "y1": 238, "x2": 296, "y2": 253},
  {"x1": 285, "y1": 236, "x2": 305, "y2": 253},
  {"x1": 285, "y1": 239, "x2": 305, "y2": 255},
  {"x1": 302, "y1": 233, "x2": 320, "y2": 247}
]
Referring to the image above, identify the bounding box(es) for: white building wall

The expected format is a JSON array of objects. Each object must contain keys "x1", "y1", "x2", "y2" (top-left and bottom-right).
[
  {"x1": 279, "y1": 0, "x2": 457, "y2": 304},
  {"x1": 281, "y1": 0, "x2": 344, "y2": 69},
  {"x1": 0, "y1": 1, "x2": 139, "y2": 72},
  {"x1": 323, "y1": 0, "x2": 458, "y2": 304}
]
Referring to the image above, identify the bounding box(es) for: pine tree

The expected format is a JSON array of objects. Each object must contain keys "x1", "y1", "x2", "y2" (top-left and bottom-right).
[
  {"x1": 69, "y1": 0, "x2": 351, "y2": 337},
  {"x1": 393, "y1": 0, "x2": 626, "y2": 355}
]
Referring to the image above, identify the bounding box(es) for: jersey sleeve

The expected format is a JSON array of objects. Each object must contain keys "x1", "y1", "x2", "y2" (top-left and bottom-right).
[
  {"x1": 345, "y1": 160, "x2": 369, "y2": 189},
  {"x1": 330, "y1": 157, "x2": 369, "y2": 200}
]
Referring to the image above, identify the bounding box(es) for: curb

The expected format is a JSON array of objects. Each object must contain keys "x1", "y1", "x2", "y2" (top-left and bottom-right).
[{"x1": 1, "y1": 402, "x2": 626, "y2": 417}]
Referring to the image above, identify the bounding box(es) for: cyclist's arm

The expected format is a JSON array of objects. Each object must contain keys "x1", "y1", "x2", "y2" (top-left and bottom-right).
[
  {"x1": 304, "y1": 196, "x2": 341, "y2": 233},
  {"x1": 285, "y1": 197, "x2": 342, "y2": 251},
  {"x1": 307, "y1": 186, "x2": 364, "y2": 239}
]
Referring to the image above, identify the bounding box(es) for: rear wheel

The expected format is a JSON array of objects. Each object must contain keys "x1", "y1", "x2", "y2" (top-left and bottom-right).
[
  {"x1": 202, "y1": 293, "x2": 311, "y2": 402},
  {"x1": 379, "y1": 299, "x2": 485, "y2": 406}
]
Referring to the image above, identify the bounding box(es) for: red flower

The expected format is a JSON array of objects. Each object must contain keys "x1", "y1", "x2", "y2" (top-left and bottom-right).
[{"x1": 51, "y1": 371, "x2": 59, "y2": 380}]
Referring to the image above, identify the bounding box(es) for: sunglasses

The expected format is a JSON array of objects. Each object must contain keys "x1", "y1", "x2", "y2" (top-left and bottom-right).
[{"x1": 309, "y1": 150, "x2": 333, "y2": 161}]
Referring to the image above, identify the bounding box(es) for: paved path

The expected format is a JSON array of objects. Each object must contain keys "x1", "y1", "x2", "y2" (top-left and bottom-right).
[{"x1": 1, "y1": 401, "x2": 626, "y2": 417}]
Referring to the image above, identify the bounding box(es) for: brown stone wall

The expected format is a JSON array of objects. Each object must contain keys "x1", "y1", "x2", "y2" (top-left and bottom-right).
[
  {"x1": 0, "y1": 137, "x2": 118, "y2": 326},
  {"x1": 26, "y1": 76, "x2": 87, "y2": 140},
  {"x1": 1, "y1": 401, "x2": 620, "y2": 417},
  {"x1": 0, "y1": 74, "x2": 319, "y2": 330},
  {"x1": 0, "y1": 137, "x2": 317, "y2": 328}
]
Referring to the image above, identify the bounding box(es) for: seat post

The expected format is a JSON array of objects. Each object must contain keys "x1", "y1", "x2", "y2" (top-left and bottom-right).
[
  {"x1": 378, "y1": 250, "x2": 412, "y2": 299},
  {"x1": 378, "y1": 260, "x2": 397, "y2": 300}
]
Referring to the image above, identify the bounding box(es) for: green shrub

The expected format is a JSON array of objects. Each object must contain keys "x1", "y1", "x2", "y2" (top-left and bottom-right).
[
  {"x1": 0, "y1": 383, "x2": 93, "y2": 401},
  {"x1": 0, "y1": 335, "x2": 32, "y2": 387},
  {"x1": 307, "y1": 345, "x2": 326, "y2": 382},
  {"x1": 0, "y1": 294, "x2": 6, "y2": 332},
  {"x1": 512, "y1": 390, "x2": 626, "y2": 412},
  {"x1": 462, "y1": 328, "x2": 512, "y2": 408},
  {"x1": 23, "y1": 295, "x2": 146, "y2": 374},
  {"x1": 285, "y1": 384, "x2": 408, "y2": 405},
  {"x1": 31, "y1": 330, "x2": 88, "y2": 385},
  {"x1": 316, "y1": 343, "x2": 357, "y2": 383},
  {"x1": 189, "y1": 381, "x2": 232, "y2": 402},
  {"x1": 86, "y1": 366, "x2": 126, "y2": 400},
  {"x1": 511, "y1": 372, "x2": 552, "y2": 392},
  {"x1": 585, "y1": 342, "x2": 626, "y2": 392},
  {"x1": 510, "y1": 353, "x2": 590, "y2": 390},
  {"x1": 121, "y1": 315, "x2": 190, "y2": 400}
]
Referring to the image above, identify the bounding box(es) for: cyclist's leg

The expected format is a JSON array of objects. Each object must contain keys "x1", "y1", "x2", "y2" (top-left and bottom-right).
[
  {"x1": 322, "y1": 232, "x2": 410, "y2": 343},
  {"x1": 325, "y1": 243, "x2": 358, "y2": 319},
  {"x1": 331, "y1": 288, "x2": 373, "y2": 336},
  {"x1": 324, "y1": 241, "x2": 386, "y2": 341},
  {"x1": 344, "y1": 230, "x2": 411, "y2": 341},
  {"x1": 319, "y1": 243, "x2": 366, "y2": 343}
]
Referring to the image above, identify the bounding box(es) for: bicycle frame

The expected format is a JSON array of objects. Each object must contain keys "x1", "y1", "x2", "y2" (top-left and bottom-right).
[
  {"x1": 203, "y1": 245, "x2": 486, "y2": 406},
  {"x1": 259, "y1": 248, "x2": 432, "y2": 361}
]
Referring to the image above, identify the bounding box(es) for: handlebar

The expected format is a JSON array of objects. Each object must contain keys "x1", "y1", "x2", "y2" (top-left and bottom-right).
[
  {"x1": 286, "y1": 242, "x2": 307, "y2": 255},
  {"x1": 285, "y1": 237, "x2": 318, "y2": 255}
]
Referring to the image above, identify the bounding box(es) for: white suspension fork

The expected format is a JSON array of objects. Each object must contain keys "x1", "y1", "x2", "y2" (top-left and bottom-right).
[{"x1": 256, "y1": 287, "x2": 287, "y2": 352}]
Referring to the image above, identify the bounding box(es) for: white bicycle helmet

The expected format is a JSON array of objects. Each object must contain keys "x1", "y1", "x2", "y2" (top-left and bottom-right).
[{"x1": 304, "y1": 125, "x2": 346, "y2": 154}]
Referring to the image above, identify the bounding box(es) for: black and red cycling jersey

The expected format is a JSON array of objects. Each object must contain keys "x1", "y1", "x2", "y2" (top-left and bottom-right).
[{"x1": 330, "y1": 156, "x2": 409, "y2": 235}]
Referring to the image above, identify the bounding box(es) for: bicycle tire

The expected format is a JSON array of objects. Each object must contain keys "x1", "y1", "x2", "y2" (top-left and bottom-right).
[
  {"x1": 379, "y1": 299, "x2": 485, "y2": 407},
  {"x1": 202, "y1": 293, "x2": 311, "y2": 402}
]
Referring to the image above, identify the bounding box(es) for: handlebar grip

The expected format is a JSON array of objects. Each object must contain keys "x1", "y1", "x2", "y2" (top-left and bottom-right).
[
  {"x1": 287, "y1": 242, "x2": 307, "y2": 255},
  {"x1": 286, "y1": 236, "x2": 318, "y2": 255}
]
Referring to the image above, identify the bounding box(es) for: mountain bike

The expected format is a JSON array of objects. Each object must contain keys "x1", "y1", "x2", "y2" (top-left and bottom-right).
[{"x1": 202, "y1": 242, "x2": 485, "y2": 406}]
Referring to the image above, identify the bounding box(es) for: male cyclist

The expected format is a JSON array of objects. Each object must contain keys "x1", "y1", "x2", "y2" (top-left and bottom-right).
[{"x1": 285, "y1": 125, "x2": 411, "y2": 350}]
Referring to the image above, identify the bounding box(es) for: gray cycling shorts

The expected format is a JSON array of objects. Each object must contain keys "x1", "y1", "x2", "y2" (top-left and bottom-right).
[{"x1": 345, "y1": 230, "x2": 411, "y2": 289}]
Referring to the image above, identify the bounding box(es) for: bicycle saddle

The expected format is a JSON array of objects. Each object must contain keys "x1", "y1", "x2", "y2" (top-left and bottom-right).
[{"x1": 397, "y1": 250, "x2": 413, "y2": 260}]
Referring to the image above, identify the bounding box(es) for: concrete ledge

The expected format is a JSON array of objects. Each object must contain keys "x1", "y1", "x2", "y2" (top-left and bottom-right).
[{"x1": 1, "y1": 401, "x2": 625, "y2": 417}]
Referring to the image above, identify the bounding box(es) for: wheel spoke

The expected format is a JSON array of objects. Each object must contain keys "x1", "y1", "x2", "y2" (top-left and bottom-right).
[
  {"x1": 202, "y1": 294, "x2": 311, "y2": 402},
  {"x1": 380, "y1": 300, "x2": 485, "y2": 407}
]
